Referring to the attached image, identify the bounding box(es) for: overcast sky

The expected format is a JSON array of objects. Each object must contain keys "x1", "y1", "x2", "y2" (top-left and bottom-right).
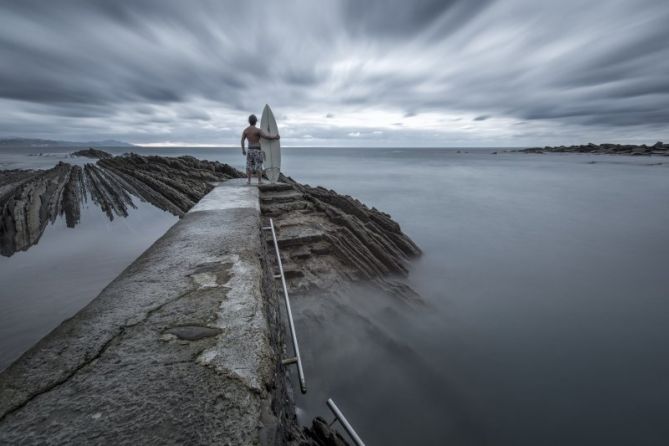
[{"x1": 1, "y1": 0, "x2": 668, "y2": 147}]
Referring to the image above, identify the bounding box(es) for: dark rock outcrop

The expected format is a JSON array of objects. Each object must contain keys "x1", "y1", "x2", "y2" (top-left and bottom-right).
[
  {"x1": 518, "y1": 141, "x2": 669, "y2": 156},
  {"x1": 0, "y1": 162, "x2": 76, "y2": 257},
  {"x1": 1, "y1": 152, "x2": 423, "y2": 310},
  {"x1": 0, "y1": 154, "x2": 244, "y2": 256},
  {"x1": 259, "y1": 175, "x2": 422, "y2": 302},
  {"x1": 71, "y1": 148, "x2": 113, "y2": 159},
  {"x1": 299, "y1": 417, "x2": 350, "y2": 446},
  {"x1": 97, "y1": 154, "x2": 242, "y2": 215}
]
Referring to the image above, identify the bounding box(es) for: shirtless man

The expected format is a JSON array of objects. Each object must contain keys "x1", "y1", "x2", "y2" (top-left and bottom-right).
[{"x1": 241, "y1": 114, "x2": 279, "y2": 184}]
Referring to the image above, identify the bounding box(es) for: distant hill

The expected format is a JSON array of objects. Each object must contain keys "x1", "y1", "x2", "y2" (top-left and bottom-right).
[{"x1": 0, "y1": 138, "x2": 135, "y2": 147}]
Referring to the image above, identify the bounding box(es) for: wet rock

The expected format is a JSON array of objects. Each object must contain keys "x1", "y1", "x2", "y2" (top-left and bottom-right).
[
  {"x1": 299, "y1": 417, "x2": 350, "y2": 446},
  {"x1": 71, "y1": 148, "x2": 112, "y2": 159},
  {"x1": 0, "y1": 162, "x2": 74, "y2": 256},
  {"x1": 62, "y1": 166, "x2": 84, "y2": 227},
  {"x1": 0, "y1": 154, "x2": 244, "y2": 256},
  {"x1": 83, "y1": 163, "x2": 135, "y2": 220},
  {"x1": 259, "y1": 176, "x2": 422, "y2": 302},
  {"x1": 97, "y1": 154, "x2": 243, "y2": 215}
]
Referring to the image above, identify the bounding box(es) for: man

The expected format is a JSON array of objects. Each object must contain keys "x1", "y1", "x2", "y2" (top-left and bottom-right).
[{"x1": 241, "y1": 114, "x2": 279, "y2": 184}]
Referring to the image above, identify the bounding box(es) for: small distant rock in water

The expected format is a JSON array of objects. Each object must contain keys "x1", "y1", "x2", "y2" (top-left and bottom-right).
[
  {"x1": 517, "y1": 141, "x2": 669, "y2": 156},
  {"x1": 71, "y1": 148, "x2": 113, "y2": 159}
]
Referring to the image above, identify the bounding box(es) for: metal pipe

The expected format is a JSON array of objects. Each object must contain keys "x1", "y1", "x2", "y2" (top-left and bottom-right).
[
  {"x1": 268, "y1": 218, "x2": 307, "y2": 394},
  {"x1": 326, "y1": 398, "x2": 366, "y2": 446}
]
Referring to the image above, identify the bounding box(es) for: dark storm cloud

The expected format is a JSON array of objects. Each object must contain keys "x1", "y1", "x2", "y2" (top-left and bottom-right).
[
  {"x1": 0, "y1": 0, "x2": 668, "y2": 145},
  {"x1": 334, "y1": 0, "x2": 669, "y2": 133},
  {"x1": 342, "y1": 0, "x2": 492, "y2": 38},
  {"x1": 0, "y1": 0, "x2": 256, "y2": 108}
]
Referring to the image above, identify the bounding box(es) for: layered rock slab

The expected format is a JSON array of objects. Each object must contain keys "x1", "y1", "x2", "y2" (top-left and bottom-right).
[
  {"x1": 259, "y1": 177, "x2": 421, "y2": 302},
  {"x1": 0, "y1": 153, "x2": 244, "y2": 256}
]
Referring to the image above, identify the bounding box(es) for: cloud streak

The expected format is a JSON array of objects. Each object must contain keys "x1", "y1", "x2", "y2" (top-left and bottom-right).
[{"x1": 0, "y1": 0, "x2": 667, "y2": 146}]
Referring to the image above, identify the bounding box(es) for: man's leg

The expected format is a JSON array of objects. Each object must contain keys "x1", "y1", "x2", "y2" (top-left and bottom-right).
[
  {"x1": 257, "y1": 168, "x2": 263, "y2": 184},
  {"x1": 247, "y1": 169, "x2": 251, "y2": 184}
]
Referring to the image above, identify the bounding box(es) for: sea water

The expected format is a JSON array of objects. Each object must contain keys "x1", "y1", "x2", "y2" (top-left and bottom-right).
[{"x1": 1, "y1": 147, "x2": 668, "y2": 445}]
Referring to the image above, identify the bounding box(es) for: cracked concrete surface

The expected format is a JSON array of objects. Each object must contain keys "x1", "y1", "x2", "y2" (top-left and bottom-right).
[{"x1": 0, "y1": 179, "x2": 291, "y2": 445}]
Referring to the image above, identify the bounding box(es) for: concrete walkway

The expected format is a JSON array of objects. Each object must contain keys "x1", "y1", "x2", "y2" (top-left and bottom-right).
[{"x1": 0, "y1": 179, "x2": 288, "y2": 445}]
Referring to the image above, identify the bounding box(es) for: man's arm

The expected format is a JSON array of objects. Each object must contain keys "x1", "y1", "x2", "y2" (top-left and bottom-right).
[
  {"x1": 240, "y1": 130, "x2": 246, "y2": 154},
  {"x1": 259, "y1": 129, "x2": 280, "y2": 140}
]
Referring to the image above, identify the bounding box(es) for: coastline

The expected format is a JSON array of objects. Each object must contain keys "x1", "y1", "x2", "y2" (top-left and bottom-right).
[{"x1": 517, "y1": 141, "x2": 669, "y2": 156}]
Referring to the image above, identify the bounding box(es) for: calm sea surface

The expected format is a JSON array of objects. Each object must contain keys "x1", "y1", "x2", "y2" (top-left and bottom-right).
[{"x1": 1, "y1": 146, "x2": 668, "y2": 445}]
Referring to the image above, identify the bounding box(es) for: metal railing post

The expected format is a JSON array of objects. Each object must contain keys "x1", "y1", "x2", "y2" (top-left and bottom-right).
[
  {"x1": 264, "y1": 218, "x2": 307, "y2": 394},
  {"x1": 326, "y1": 398, "x2": 366, "y2": 446}
]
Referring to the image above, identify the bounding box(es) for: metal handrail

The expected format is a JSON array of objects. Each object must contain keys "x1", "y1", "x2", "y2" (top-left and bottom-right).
[
  {"x1": 327, "y1": 398, "x2": 366, "y2": 446},
  {"x1": 263, "y1": 218, "x2": 307, "y2": 394}
]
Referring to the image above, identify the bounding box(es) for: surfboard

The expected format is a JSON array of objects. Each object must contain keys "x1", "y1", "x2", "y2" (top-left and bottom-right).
[{"x1": 260, "y1": 104, "x2": 281, "y2": 182}]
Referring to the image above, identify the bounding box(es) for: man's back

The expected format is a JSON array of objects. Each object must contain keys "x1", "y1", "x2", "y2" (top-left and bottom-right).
[{"x1": 244, "y1": 126, "x2": 262, "y2": 145}]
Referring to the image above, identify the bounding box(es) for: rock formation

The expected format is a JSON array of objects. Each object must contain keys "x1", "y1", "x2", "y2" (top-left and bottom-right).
[
  {"x1": 71, "y1": 148, "x2": 113, "y2": 159},
  {"x1": 518, "y1": 141, "x2": 669, "y2": 156},
  {"x1": 259, "y1": 176, "x2": 422, "y2": 302},
  {"x1": 2, "y1": 154, "x2": 421, "y2": 302},
  {"x1": 0, "y1": 154, "x2": 244, "y2": 256},
  {"x1": 299, "y1": 417, "x2": 351, "y2": 446}
]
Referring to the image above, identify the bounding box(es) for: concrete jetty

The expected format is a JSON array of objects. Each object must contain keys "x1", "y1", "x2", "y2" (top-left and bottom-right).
[
  {"x1": 0, "y1": 179, "x2": 296, "y2": 445},
  {"x1": 0, "y1": 165, "x2": 421, "y2": 445}
]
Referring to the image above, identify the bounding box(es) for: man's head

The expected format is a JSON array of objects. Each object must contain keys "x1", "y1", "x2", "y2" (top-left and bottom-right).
[{"x1": 248, "y1": 114, "x2": 257, "y2": 126}]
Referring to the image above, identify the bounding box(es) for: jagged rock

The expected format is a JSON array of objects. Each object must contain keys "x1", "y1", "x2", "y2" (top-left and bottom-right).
[
  {"x1": 259, "y1": 175, "x2": 422, "y2": 302},
  {"x1": 71, "y1": 148, "x2": 113, "y2": 159},
  {"x1": 299, "y1": 417, "x2": 350, "y2": 446},
  {"x1": 62, "y1": 165, "x2": 84, "y2": 227},
  {"x1": 1, "y1": 153, "x2": 421, "y2": 301},
  {"x1": 0, "y1": 162, "x2": 74, "y2": 256},
  {"x1": 0, "y1": 154, "x2": 244, "y2": 256}
]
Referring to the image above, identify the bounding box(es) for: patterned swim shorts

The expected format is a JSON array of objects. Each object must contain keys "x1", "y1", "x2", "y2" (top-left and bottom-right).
[{"x1": 246, "y1": 147, "x2": 263, "y2": 173}]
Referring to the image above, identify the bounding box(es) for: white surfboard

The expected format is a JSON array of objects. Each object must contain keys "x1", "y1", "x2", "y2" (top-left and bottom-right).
[{"x1": 260, "y1": 104, "x2": 281, "y2": 183}]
